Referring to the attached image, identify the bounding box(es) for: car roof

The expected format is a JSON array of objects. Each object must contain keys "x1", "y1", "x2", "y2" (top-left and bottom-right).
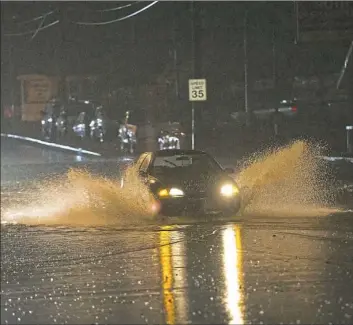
[{"x1": 153, "y1": 149, "x2": 208, "y2": 157}]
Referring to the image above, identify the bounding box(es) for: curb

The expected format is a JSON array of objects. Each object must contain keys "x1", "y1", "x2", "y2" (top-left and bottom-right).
[{"x1": 1, "y1": 133, "x2": 102, "y2": 157}]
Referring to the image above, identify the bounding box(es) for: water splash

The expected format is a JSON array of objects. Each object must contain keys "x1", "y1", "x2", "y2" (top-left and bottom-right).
[
  {"x1": 1, "y1": 165, "x2": 156, "y2": 226},
  {"x1": 235, "y1": 140, "x2": 340, "y2": 217},
  {"x1": 1, "y1": 140, "x2": 342, "y2": 226}
]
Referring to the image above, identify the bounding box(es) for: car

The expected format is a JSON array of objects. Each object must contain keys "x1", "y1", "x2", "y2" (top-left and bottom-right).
[{"x1": 122, "y1": 149, "x2": 242, "y2": 216}]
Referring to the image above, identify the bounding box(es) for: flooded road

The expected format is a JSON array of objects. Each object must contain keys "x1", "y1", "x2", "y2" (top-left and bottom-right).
[
  {"x1": 1, "y1": 137, "x2": 353, "y2": 324},
  {"x1": 2, "y1": 216, "x2": 353, "y2": 324}
]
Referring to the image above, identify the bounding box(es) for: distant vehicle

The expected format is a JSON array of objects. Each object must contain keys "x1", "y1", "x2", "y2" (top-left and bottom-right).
[
  {"x1": 157, "y1": 122, "x2": 186, "y2": 150},
  {"x1": 250, "y1": 99, "x2": 298, "y2": 120},
  {"x1": 122, "y1": 149, "x2": 242, "y2": 216},
  {"x1": 89, "y1": 106, "x2": 114, "y2": 142},
  {"x1": 58, "y1": 99, "x2": 96, "y2": 139},
  {"x1": 71, "y1": 100, "x2": 106, "y2": 139},
  {"x1": 40, "y1": 98, "x2": 61, "y2": 140},
  {"x1": 118, "y1": 110, "x2": 138, "y2": 153},
  {"x1": 41, "y1": 98, "x2": 98, "y2": 140},
  {"x1": 230, "y1": 99, "x2": 298, "y2": 122}
]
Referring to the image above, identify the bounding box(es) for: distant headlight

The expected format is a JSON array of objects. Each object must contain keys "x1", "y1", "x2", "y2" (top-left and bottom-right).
[
  {"x1": 158, "y1": 188, "x2": 184, "y2": 198},
  {"x1": 220, "y1": 183, "x2": 239, "y2": 197}
]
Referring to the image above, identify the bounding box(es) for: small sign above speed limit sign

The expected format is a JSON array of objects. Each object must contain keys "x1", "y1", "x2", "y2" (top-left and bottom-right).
[{"x1": 189, "y1": 79, "x2": 207, "y2": 101}]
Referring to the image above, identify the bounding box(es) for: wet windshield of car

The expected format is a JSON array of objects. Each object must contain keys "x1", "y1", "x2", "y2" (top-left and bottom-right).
[{"x1": 151, "y1": 154, "x2": 221, "y2": 174}]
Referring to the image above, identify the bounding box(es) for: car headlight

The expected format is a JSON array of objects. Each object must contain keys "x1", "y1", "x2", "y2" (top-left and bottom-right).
[
  {"x1": 169, "y1": 188, "x2": 184, "y2": 197},
  {"x1": 158, "y1": 188, "x2": 184, "y2": 198},
  {"x1": 220, "y1": 183, "x2": 239, "y2": 197}
]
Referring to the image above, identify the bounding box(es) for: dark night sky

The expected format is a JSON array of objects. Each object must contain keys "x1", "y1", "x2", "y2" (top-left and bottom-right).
[
  {"x1": 1, "y1": 1, "x2": 352, "y2": 108},
  {"x1": 1, "y1": 2, "x2": 294, "y2": 75}
]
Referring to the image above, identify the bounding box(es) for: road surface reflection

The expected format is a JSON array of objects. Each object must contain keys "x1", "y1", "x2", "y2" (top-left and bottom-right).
[
  {"x1": 2, "y1": 216, "x2": 353, "y2": 324},
  {"x1": 222, "y1": 226, "x2": 244, "y2": 325},
  {"x1": 159, "y1": 225, "x2": 245, "y2": 324}
]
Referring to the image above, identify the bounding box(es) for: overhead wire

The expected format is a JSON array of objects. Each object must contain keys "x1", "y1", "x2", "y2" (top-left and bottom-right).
[
  {"x1": 95, "y1": 2, "x2": 140, "y2": 12},
  {"x1": 10, "y1": 9, "x2": 56, "y2": 25},
  {"x1": 3, "y1": 20, "x2": 60, "y2": 37},
  {"x1": 3, "y1": 1, "x2": 157, "y2": 36},
  {"x1": 30, "y1": 13, "x2": 49, "y2": 40},
  {"x1": 2, "y1": 0, "x2": 158, "y2": 75},
  {"x1": 3, "y1": 7, "x2": 59, "y2": 37},
  {"x1": 73, "y1": 1, "x2": 158, "y2": 26}
]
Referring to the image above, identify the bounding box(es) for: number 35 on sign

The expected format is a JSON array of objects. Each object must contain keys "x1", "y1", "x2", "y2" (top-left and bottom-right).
[{"x1": 189, "y1": 79, "x2": 207, "y2": 101}]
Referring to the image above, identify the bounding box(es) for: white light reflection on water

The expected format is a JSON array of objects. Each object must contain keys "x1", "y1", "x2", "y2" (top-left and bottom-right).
[{"x1": 222, "y1": 226, "x2": 244, "y2": 325}]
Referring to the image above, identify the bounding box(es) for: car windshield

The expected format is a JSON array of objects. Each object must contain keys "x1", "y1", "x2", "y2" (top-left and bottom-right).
[{"x1": 151, "y1": 153, "x2": 221, "y2": 174}]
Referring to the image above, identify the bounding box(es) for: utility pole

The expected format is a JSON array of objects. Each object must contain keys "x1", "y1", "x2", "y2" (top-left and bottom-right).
[
  {"x1": 272, "y1": 26, "x2": 279, "y2": 137},
  {"x1": 172, "y1": 15, "x2": 179, "y2": 99},
  {"x1": 272, "y1": 27, "x2": 276, "y2": 88},
  {"x1": 9, "y1": 44, "x2": 15, "y2": 115},
  {"x1": 294, "y1": 1, "x2": 300, "y2": 44},
  {"x1": 191, "y1": 1, "x2": 196, "y2": 149},
  {"x1": 243, "y1": 10, "x2": 249, "y2": 126},
  {"x1": 55, "y1": 4, "x2": 66, "y2": 102}
]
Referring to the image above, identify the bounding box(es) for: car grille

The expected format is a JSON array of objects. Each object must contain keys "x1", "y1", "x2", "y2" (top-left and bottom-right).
[{"x1": 182, "y1": 180, "x2": 208, "y2": 198}]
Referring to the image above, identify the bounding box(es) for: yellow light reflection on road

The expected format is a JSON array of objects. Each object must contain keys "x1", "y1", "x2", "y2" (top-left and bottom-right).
[
  {"x1": 170, "y1": 229, "x2": 188, "y2": 324},
  {"x1": 222, "y1": 225, "x2": 245, "y2": 325},
  {"x1": 160, "y1": 226, "x2": 175, "y2": 325},
  {"x1": 159, "y1": 225, "x2": 188, "y2": 325}
]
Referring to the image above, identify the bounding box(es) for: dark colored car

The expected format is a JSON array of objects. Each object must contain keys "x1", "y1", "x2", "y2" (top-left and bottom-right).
[{"x1": 123, "y1": 149, "x2": 242, "y2": 216}]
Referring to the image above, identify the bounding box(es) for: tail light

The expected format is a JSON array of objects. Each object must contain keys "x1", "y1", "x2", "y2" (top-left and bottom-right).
[{"x1": 291, "y1": 106, "x2": 297, "y2": 112}]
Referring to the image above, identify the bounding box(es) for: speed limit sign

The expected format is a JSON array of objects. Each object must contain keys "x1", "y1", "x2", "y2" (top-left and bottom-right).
[{"x1": 189, "y1": 79, "x2": 207, "y2": 101}]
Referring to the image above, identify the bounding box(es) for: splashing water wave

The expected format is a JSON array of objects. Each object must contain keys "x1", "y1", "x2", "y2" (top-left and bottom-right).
[
  {"x1": 1, "y1": 140, "x2": 342, "y2": 226},
  {"x1": 1, "y1": 166, "x2": 156, "y2": 226},
  {"x1": 235, "y1": 140, "x2": 340, "y2": 217}
]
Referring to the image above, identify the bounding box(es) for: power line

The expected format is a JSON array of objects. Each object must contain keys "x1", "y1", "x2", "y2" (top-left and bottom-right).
[
  {"x1": 73, "y1": 1, "x2": 158, "y2": 26},
  {"x1": 96, "y1": 2, "x2": 140, "y2": 13},
  {"x1": 30, "y1": 15, "x2": 47, "y2": 40},
  {"x1": 4, "y1": 20, "x2": 60, "y2": 37},
  {"x1": 11, "y1": 10, "x2": 56, "y2": 26}
]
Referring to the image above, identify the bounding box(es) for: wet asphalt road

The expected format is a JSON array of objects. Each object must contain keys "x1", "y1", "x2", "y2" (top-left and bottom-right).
[
  {"x1": 1, "y1": 137, "x2": 353, "y2": 324},
  {"x1": 0, "y1": 138, "x2": 130, "y2": 187}
]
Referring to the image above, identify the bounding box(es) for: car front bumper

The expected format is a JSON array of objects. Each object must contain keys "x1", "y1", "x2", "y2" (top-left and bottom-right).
[{"x1": 156, "y1": 194, "x2": 241, "y2": 215}]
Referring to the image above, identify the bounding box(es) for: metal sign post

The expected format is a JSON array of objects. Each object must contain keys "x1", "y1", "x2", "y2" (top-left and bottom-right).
[
  {"x1": 188, "y1": 78, "x2": 207, "y2": 149},
  {"x1": 346, "y1": 125, "x2": 353, "y2": 154}
]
